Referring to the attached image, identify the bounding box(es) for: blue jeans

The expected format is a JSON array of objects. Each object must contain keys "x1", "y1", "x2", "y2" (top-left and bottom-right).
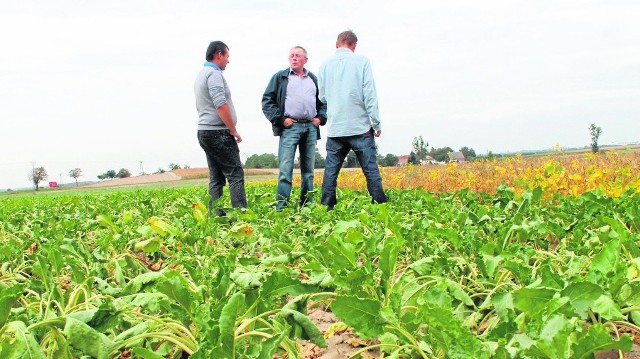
[
  {"x1": 321, "y1": 132, "x2": 387, "y2": 210},
  {"x1": 277, "y1": 122, "x2": 318, "y2": 210},
  {"x1": 197, "y1": 130, "x2": 247, "y2": 215}
]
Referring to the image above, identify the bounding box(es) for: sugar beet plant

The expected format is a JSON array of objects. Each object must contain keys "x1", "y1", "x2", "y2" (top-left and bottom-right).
[{"x1": 1, "y1": 184, "x2": 639, "y2": 358}]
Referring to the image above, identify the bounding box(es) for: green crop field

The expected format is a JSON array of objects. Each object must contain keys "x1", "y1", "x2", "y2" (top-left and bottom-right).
[{"x1": 1, "y1": 182, "x2": 639, "y2": 358}]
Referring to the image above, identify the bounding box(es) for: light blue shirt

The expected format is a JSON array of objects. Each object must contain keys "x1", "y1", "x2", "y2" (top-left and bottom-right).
[
  {"x1": 284, "y1": 68, "x2": 317, "y2": 120},
  {"x1": 318, "y1": 48, "x2": 381, "y2": 137}
]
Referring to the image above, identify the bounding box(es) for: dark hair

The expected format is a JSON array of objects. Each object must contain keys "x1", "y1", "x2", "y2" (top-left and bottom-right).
[
  {"x1": 337, "y1": 30, "x2": 357, "y2": 46},
  {"x1": 206, "y1": 41, "x2": 228, "y2": 61}
]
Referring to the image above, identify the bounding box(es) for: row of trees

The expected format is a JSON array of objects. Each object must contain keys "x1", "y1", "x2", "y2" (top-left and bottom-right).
[
  {"x1": 97, "y1": 169, "x2": 132, "y2": 180},
  {"x1": 28, "y1": 167, "x2": 83, "y2": 191}
]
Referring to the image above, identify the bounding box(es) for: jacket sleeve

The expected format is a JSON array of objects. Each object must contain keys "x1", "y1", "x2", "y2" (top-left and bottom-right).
[
  {"x1": 261, "y1": 73, "x2": 285, "y2": 127},
  {"x1": 316, "y1": 92, "x2": 327, "y2": 126}
]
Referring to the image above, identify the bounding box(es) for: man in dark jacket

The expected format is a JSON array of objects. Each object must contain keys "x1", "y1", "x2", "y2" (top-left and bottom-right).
[{"x1": 262, "y1": 46, "x2": 327, "y2": 210}]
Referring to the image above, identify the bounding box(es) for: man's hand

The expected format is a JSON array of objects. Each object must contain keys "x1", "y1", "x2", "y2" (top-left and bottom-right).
[
  {"x1": 374, "y1": 130, "x2": 382, "y2": 137},
  {"x1": 312, "y1": 117, "x2": 321, "y2": 127},
  {"x1": 231, "y1": 130, "x2": 242, "y2": 143},
  {"x1": 283, "y1": 117, "x2": 295, "y2": 128}
]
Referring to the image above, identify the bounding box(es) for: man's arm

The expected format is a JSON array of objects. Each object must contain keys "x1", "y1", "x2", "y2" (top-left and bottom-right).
[
  {"x1": 216, "y1": 103, "x2": 241, "y2": 143},
  {"x1": 208, "y1": 71, "x2": 242, "y2": 142},
  {"x1": 362, "y1": 59, "x2": 381, "y2": 133},
  {"x1": 261, "y1": 73, "x2": 286, "y2": 127}
]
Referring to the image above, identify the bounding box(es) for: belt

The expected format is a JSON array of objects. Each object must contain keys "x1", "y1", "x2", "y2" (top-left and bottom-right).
[{"x1": 292, "y1": 118, "x2": 311, "y2": 123}]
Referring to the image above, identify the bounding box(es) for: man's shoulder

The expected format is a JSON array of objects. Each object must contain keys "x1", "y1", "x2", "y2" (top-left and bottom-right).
[{"x1": 274, "y1": 68, "x2": 290, "y2": 77}]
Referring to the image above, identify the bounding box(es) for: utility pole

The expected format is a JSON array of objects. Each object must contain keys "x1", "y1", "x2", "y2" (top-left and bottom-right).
[{"x1": 139, "y1": 161, "x2": 144, "y2": 175}]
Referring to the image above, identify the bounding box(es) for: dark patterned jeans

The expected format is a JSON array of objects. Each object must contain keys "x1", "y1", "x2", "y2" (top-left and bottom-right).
[
  {"x1": 321, "y1": 132, "x2": 388, "y2": 210},
  {"x1": 197, "y1": 130, "x2": 247, "y2": 214}
]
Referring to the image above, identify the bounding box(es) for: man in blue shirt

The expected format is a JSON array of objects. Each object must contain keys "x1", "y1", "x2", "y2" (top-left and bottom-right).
[
  {"x1": 262, "y1": 46, "x2": 327, "y2": 211},
  {"x1": 318, "y1": 30, "x2": 388, "y2": 210},
  {"x1": 195, "y1": 41, "x2": 247, "y2": 216}
]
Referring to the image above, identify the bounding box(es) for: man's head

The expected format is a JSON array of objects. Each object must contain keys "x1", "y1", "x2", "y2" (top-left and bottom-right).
[
  {"x1": 288, "y1": 46, "x2": 308, "y2": 74},
  {"x1": 206, "y1": 41, "x2": 230, "y2": 70},
  {"x1": 336, "y1": 30, "x2": 357, "y2": 51}
]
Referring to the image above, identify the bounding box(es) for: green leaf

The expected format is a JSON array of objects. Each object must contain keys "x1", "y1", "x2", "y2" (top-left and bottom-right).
[
  {"x1": 257, "y1": 331, "x2": 287, "y2": 359},
  {"x1": 561, "y1": 282, "x2": 603, "y2": 318},
  {"x1": 408, "y1": 256, "x2": 435, "y2": 276},
  {"x1": 0, "y1": 284, "x2": 24, "y2": 327},
  {"x1": 217, "y1": 292, "x2": 245, "y2": 356},
  {"x1": 324, "y1": 235, "x2": 357, "y2": 269},
  {"x1": 261, "y1": 270, "x2": 312, "y2": 300},
  {"x1": 63, "y1": 317, "x2": 114, "y2": 359},
  {"x1": 122, "y1": 271, "x2": 166, "y2": 294},
  {"x1": 592, "y1": 294, "x2": 625, "y2": 321},
  {"x1": 572, "y1": 324, "x2": 633, "y2": 359},
  {"x1": 331, "y1": 295, "x2": 384, "y2": 339},
  {"x1": 114, "y1": 293, "x2": 172, "y2": 313},
  {"x1": 491, "y1": 292, "x2": 514, "y2": 320},
  {"x1": 512, "y1": 287, "x2": 556, "y2": 315},
  {"x1": 589, "y1": 238, "x2": 620, "y2": 277},
  {"x1": 155, "y1": 270, "x2": 198, "y2": 312},
  {"x1": 444, "y1": 278, "x2": 474, "y2": 306},
  {"x1": 230, "y1": 267, "x2": 265, "y2": 289},
  {"x1": 532, "y1": 315, "x2": 574, "y2": 359},
  {"x1": 131, "y1": 347, "x2": 164, "y2": 359},
  {"x1": 113, "y1": 322, "x2": 150, "y2": 343},
  {"x1": 0, "y1": 321, "x2": 46, "y2": 359},
  {"x1": 333, "y1": 220, "x2": 360, "y2": 233},
  {"x1": 278, "y1": 309, "x2": 327, "y2": 347},
  {"x1": 379, "y1": 234, "x2": 400, "y2": 280},
  {"x1": 133, "y1": 237, "x2": 161, "y2": 253}
]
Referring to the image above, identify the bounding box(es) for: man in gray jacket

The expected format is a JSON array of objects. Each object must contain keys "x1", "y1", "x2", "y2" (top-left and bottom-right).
[
  {"x1": 195, "y1": 41, "x2": 247, "y2": 216},
  {"x1": 262, "y1": 46, "x2": 327, "y2": 211}
]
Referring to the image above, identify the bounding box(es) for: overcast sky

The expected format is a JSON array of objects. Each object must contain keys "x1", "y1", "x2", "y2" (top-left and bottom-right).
[{"x1": 1, "y1": 0, "x2": 638, "y2": 189}]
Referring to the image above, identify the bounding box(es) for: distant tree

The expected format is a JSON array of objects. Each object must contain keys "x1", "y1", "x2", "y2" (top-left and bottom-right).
[
  {"x1": 104, "y1": 170, "x2": 117, "y2": 179},
  {"x1": 117, "y1": 168, "x2": 132, "y2": 178},
  {"x1": 29, "y1": 166, "x2": 48, "y2": 191},
  {"x1": 429, "y1": 147, "x2": 454, "y2": 162},
  {"x1": 69, "y1": 168, "x2": 83, "y2": 186},
  {"x1": 314, "y1": 148, "x2": 325, "y2": 168},
  {"x1": 412, "y1": 136, "x2": 429, "y2": 163},
  {"x1": 407, "y1": 151, "x2": 419, "y2": 165},
  {"x1": 97, "y1": 174, "x2": 106, "y2": 181},
  {"x1": 154, "y1": 168, "x2": 166, "y2": 174},
  {"x1": 168, "y1": 163, "x2": 181, "y2": 170},
  {"x1": 589, "y1": 123, "x2": 602, "y2": 153},
  {"x1": 245, "y1": 153, "x2": 278, "y2": 168},
  {"x1": 345, "y1": 151, "x2": 358, "y2": 168},
  {"x1": 183, "y1": 164, "x2": 191, "y2": 169},
  {"x1": 381, "y1": 154, "x2": 399, "y2": 167},
  {"x1": 460, "y1": 147, "x2": 477, "y2": 160}
]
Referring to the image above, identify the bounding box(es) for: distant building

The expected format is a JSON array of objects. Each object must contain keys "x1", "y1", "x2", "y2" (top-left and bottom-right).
[
  {"x1": 448, "y1": 151, "x2": 467, "y2": 162},
  {"x1": 397, "y1": 155, "x2": 410, "y2": 165}
]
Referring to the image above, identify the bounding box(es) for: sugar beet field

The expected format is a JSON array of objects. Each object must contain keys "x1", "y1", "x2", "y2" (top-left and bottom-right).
[{"x1": 1, "y1": 153, "x2": 640, "y2": 358}]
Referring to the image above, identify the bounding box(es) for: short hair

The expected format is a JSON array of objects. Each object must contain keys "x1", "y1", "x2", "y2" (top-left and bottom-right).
[
  {"x1": 290, "y1": 46, "x2": 308, "y2": 58},
  {"x1": 205, "y1": 41, "x2": 228, "y2": 61},
  {"x1": 337, "y1": 30, "x2": 358, "y2": 46}
]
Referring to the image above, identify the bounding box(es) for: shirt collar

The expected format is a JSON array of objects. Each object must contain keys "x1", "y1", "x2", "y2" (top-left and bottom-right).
[
  {"x1": 204, "y1": 61, "x2": 222, "y2": 71},
  {"x1": 289, "y1": 68, "x2": 308, "y2": 77}
]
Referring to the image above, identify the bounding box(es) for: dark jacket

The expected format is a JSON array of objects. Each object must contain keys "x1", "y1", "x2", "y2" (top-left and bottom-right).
[{"x1": 261, "y1": 68, "x2": 327, "y2": 139}]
